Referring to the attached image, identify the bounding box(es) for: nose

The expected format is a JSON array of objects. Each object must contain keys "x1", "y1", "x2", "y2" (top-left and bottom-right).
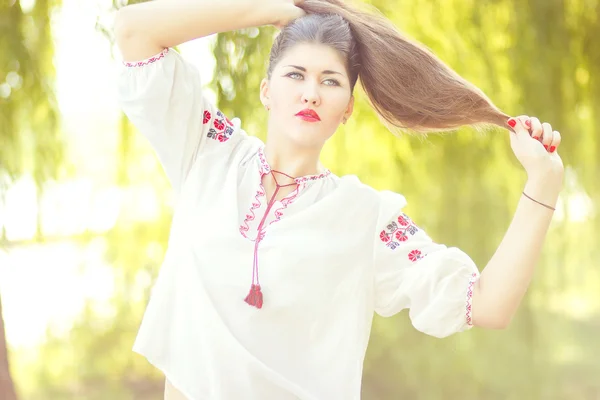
[{"x1": 301, "y1": 82, "x2": 321, "y2": 107}]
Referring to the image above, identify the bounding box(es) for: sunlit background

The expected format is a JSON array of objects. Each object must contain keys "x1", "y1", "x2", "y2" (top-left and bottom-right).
[{"x1": 1, "y1": 0, "x2": 599, "y2": 399}]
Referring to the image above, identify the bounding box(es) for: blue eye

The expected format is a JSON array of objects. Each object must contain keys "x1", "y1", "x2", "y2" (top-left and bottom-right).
[{"x1": 285, "y1": 72, "x2": 341, "y2": 87}]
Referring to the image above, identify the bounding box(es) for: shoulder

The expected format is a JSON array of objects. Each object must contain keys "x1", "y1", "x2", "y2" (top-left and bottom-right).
[
  {"x1": 335, "y1": 174, "x2": 408, "y2": 212},
  {"x1": 325, "y1": 175, "x2": 409, "y2": 236}
]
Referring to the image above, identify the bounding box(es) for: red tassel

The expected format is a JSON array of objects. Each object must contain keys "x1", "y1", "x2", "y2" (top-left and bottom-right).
[{"x1": 244, "y1": 284, "x2": 263, "y2": 309}]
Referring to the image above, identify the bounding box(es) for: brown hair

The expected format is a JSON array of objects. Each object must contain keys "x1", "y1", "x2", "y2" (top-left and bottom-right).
[{"x1": 267, "y1": 0, "x2": 512, "y2": 134}]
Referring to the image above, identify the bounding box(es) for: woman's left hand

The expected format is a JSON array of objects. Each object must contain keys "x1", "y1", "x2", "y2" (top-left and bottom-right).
[{"x1": 507, "y1": 115, "x2": 564, "y2": 188}]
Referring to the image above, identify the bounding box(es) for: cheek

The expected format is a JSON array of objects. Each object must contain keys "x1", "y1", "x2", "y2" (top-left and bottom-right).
[
  {"x1": 326, "y1": 92, "x2": 351, "y2": 117},
  {"x1": 270, "y1": 81, "x2": 297, "y2": 103}
]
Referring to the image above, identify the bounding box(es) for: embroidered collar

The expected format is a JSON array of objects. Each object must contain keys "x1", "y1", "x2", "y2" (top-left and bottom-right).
[{"x1": 257, "y1": 147, "x2": 331, "y2": 184}]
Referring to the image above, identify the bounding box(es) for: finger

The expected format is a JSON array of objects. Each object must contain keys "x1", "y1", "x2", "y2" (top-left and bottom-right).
[
  {"x1": 549, "y1": 130, "x2": 561, "y2": 153},
  {"x1": 515, "y1": 115, "x2": 531, "y2": 132},
  {"x1": 293, "y1": 0, "x2": 305, "y2": 4},
  {"x1": 541, "y1": 122, "x2": 553, "y2": 149},
  {"x1": 530, "y1": 117, "x2": 543, "y2": 141},
  {"x1": 507, "y1": 117, "x2": 530, "y2": 139},
  {"x1": 292, "y1": 7, "x2": 307, "y2": 19}
]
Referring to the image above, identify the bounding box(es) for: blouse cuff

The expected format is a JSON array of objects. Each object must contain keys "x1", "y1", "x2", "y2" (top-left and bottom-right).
[
  {"x1": 465, "y1": 272, "x2": 479, "y2": 328},
  {"x1": 123, "y1": 48, "x2": 170, "y2": 68}
]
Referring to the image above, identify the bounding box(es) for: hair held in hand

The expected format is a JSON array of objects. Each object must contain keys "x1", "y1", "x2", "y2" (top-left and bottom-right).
[{"x1": 272, "y1": 0, "x2": 511, "y2": 134}]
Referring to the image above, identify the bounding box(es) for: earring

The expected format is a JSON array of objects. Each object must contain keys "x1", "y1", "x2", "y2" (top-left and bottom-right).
[
  {"x1": 265, "y1": 105, "x2": 270, "y2": 111},
  {"x1": 342, "y1": 117, "x2": 347, "y2": 124}
]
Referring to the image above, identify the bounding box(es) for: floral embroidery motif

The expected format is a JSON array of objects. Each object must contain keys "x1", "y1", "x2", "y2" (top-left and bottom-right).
[
  {"x1": 204, "y1": 110, "x2": 234, "y2": 142},
  {"x1": 123, "y1": 48, "x2": 169, "y2": 68},
  {"x1": 379, "y1": 213, "x2": 422, "y2": 261},
  {"x1": 203, "y1": 110, "x2": 211, "y2": 124},
  {"x1": 465, "y1": 273, "x2": 478, "y2": 326},
  {"x1": 408, "y1": 249, "x2": 423, "y2": 262},
  {"x1": 213, "y1": 118, "x2": 225, "y2": 131}
]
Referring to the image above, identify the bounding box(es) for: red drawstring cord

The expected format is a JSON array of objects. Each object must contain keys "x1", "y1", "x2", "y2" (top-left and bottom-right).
[{"x1": 244, "y1": 170, "x2": 298, "y2": 309}]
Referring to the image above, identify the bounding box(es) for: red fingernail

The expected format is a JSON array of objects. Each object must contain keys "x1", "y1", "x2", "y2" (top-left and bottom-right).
[
  {"x1": 544, "y1": 145, "x2": 549, "y2": 150},
  {"x1": 525, "y1": 120, "x2": 531, "y2": 128},
  {"x1": 507, "y1": 118, "x2": 517, "y2": 128},
  {"x1": 550, "y1": 146, "x2": 556, "y2": 153}
]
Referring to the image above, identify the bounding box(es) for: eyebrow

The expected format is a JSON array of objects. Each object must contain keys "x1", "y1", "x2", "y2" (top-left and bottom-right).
[{"x1": 284, "y1": 65, "x2": 344, "y2": 76}]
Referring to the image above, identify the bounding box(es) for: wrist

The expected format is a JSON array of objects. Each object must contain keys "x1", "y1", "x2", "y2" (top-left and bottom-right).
[
  {"x1": 218, "y1": 0, "x2": 278, "y2": 29},
  {"x1": 526, "y1": 163, "x2": 564, "y2": 187},
  {"x1": 236, "y1": 3, "x2": 275, "y2": 28},
  {"x1": 254, "y1": 4, "x2": 281, "y2": 27},
  {"x1": 523, "y1": 178, "x2": 561, "y2": 210}
]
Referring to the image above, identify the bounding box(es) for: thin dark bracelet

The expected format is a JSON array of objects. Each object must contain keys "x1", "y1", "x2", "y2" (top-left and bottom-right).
[{"x1": 522, "y1": 191, "x2": 556, "y2": 211}]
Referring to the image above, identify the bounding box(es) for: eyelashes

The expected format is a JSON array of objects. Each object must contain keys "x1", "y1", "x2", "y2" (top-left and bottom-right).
[
  {"x1": 286, "y1": 72, "x2": 302, "y2": 79},
  {"x1": 284, "y1": 72, "x2": 341, "y2": 87}
]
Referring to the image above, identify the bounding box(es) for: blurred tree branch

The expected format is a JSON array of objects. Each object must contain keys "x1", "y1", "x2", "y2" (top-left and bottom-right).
[{"x1": 0, "y1": 0, "x2": 65, "y2": 397}]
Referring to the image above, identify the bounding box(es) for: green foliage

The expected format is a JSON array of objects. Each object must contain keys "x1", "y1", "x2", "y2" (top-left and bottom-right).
[{"x1": 0, "y1": 0, "x2": 64, "y2": 184}]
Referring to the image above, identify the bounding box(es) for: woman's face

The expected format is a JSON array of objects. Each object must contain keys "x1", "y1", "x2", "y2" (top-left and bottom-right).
[{"x1": 260, "y1": 43, "x2": 354, "y2": 149}]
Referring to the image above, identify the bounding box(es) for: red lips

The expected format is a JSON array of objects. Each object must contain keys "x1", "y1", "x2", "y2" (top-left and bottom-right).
[{"x1": 295, "y1": 108, "x2": 321, "y2": 122}]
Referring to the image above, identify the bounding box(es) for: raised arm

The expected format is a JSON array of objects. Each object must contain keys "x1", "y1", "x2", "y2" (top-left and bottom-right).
[
  {"x1": 471, "y1": 115, "x2": 564, "y2": 329},
  {"x1": 113, "y1": 1, "x2": 304, "y2": 192},
  {"x1": 114, "y1": 0, "x2": 306, "y2": 61}
]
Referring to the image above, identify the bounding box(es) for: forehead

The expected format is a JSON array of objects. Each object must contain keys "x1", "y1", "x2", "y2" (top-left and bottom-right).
[{"x1": 276, "y1": 43, "x2": 347, "y2": 73}]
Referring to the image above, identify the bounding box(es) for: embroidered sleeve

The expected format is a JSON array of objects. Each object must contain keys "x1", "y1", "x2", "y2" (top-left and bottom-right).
[
  {"x1": 373, "y1": 191, "x2": 480, "y2": 338},
  {"x1": 118, "y1": 48, "x2": 245, "y2": 193}
]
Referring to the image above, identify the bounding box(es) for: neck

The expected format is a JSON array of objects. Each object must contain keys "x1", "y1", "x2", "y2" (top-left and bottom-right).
[{"x1": 263, "y1": 135, "x2": 325, "y2": 178}]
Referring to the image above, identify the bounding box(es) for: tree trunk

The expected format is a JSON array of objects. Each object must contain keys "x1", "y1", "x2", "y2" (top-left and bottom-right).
[{"x1": 0, "y1": 296, "x2": 17, "y2": 400}]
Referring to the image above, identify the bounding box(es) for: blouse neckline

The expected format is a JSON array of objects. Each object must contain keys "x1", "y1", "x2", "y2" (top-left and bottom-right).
[{"x1": 257, "y1": 147, "x2": 331, "y2": 184}]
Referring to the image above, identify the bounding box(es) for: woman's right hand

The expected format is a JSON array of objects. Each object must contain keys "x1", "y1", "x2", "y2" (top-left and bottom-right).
[{"x1": 269, "y1": 0, "x2": 306, "y2": 28}]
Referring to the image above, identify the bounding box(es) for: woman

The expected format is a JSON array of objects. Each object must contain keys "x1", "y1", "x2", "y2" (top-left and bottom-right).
[{"x1": 114, "y1": 0, "x2": 564, "y2": 398}]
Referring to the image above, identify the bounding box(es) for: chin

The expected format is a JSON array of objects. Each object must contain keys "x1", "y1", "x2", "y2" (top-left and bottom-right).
[{"x1": 288, "y1": 126, "x2": 331, "y2": 148}]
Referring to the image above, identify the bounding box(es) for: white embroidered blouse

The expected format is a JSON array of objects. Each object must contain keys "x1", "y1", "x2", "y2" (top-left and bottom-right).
[{"x1": 117, "y1": 48, "x2": 480, "y2": 400}]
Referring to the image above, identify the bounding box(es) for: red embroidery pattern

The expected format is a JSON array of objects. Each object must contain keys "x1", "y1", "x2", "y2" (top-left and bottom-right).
[
  {"x1": 123, "y1": 48, "x2": 169, "y2": 68},
  {"x1": 239, "y1": 186, "x2": 266, "y2": 240},
  {"x1": 379, "y1": 213, "x2": 420, "y2": 259},
  {"x1": 408, "y1": 249, "x2": 423, "y2": 262},
  {"x1": 238, "y1": 146, "x2": 332, "y2": 308},
  {"x1": 270, "y1": 186, "x2": 301, "y2": 223},
  {"x1": 258, "y1": 150, "x2": 271, "y2": 174},
  {"x1": 238, "y1": 183, "x2": 302, "y2": 241},
  {"x1": 203, "y1": 110, "x2": 211, "y2": 124},
  {"x1": 295, "y1": 171, "x2": 331, "y2": 183},
  {"x1": 465, "y1": 273, "x2": 478, "y2": 326},
  {"x1": 204, "y1": 109, "x2": 234, "y2": 142},
  {"x1": 214, "y1": 119, "x2": 225, "y2": 131},
  {"x1": 257, "y1": 147, "x2": 331, "y2": 182}
]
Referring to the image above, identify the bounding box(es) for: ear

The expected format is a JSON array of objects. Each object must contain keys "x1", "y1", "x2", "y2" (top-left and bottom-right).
[
  {"x1": 260, "y1": 78, "x2": 270, "y2": 108},
  {"x1": 343, "y1": 95, "x2": 355, "y2": 123}
]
